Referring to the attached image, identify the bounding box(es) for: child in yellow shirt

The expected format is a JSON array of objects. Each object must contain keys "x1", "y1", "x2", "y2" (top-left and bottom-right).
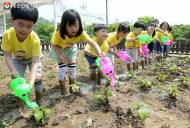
[
  {"x1": 1, "y1": 2, "x2": 43, "y2": 117},
  {"x1": 125, "y1": 21, "x2": 145, "y2": 71},
  {"x1": 84, "y1": 24, "x2": 109, "y2": 89},
  {"x1": 48, "y1": 9, "x2": 101, "y2": 96},
  {"x1": 106, "y1": 23, "x2": 130, "y2": 63},
  {"x1": 140, "y1": 23, "x2": 156, "y2": 69},
  {"x1": 155, "y1": 22, "x2": 170, "y2": 60}
]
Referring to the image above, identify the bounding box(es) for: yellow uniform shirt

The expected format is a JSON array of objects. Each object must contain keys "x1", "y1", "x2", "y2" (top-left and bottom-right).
[
  {"x1": 156, "y1": 31, "x2": 170, "y2": 42},
  {"x1": 1, "y1": 27, "x2": 41, "y2": 60},
  {"x1": 168, "y1": 33, "x2": 174, "y2": 41},
  {"x1": 51, "y1": 30, "x2": 91, "y2": 48},
  {"x1": 125, "y1": 32, "x2": 141, "y2": 48},
  {"x1": 84, "y1": 37, "x2": 109, "y2": 57},
  {"x1": 106, "y1": 32, "x2": 122, "y2": 48}
]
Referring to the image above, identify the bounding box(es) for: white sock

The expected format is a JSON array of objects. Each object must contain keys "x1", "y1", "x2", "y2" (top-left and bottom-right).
[
  {"x1": 59, "y1": 63, "x2": 67, "y2": 81},
  {"x1": 68, "y1": 63, "x2": 76, "y2": 80}
]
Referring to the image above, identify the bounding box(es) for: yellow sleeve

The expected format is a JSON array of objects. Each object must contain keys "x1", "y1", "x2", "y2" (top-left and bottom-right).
[
  {"x1": 156, "y1": 32, "x2": 162, "y2": 41},
  {"x1": 169, "y1": 34, "x2": 174, "y2": 41},
  {"x1": 80, "y1": 31, "x2": 91, "y2": 42},
  {"x1": 101, "y1": 41, "x2": 109, "y2": 53},
  {"x1": 1, "y1": 32, "x2": 11, "y2": 52},
  {"x1": 140, "y1": 31, "x2": 147, "y2": 35},
  {"x1": 107, "y1": 34, "x2": 115, "y2": 46},
  {"x1": 51, "y1": 31, "x2": 61, "y2": 45},
  {"x1": 32, "y1": 34, "x2": 41, "y2": 57}
]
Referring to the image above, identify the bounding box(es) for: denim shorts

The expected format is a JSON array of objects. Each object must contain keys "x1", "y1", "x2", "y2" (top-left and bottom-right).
[
  {"x1": 85, "y1": 54, "x2": 97, "y2": 66},
  {"x1": 13, "y1": 56, "x2": 43, "y2": 77}
]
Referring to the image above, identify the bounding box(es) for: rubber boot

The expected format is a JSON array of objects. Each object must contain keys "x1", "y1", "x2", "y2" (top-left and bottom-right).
[
  {"x1": 148, "y1": 58, "x2": 152, "y2": 65},
  {"x1": 59, "y1": 80, "x2": 67, "y2": 96},
  {"x1": 127, "y1": 63, "x2": 131, "y2": 71},
  {"x1": 133, "y1": 63, "x2": 136, "y2": 71},
  {"x1": 69, "y1": 78, "x2": 76, "y2": 93},
  {"x1": 141, "y1": 61, "x2": 145, "y2": 69}
]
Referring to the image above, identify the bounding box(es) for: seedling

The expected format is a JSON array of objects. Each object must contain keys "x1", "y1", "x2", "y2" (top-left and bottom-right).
[
  {"x1": 157, "y1": 73, "x2": 168, "y2": 82},
  {"x1": 137, "y1": 78, "x2": 152, "y2": 90},
  {"x1": 34, "y1": 106, "x2": 52, "y2": 126},
  {"x1": 168, "y1": 84, "x2": 179, "y2": 99}
]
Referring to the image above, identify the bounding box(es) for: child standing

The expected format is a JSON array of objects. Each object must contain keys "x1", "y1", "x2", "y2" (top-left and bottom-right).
[
  {"x1": 84, "y1": 24, "x2": 109, "y2": 89},
  {"x1": 106, "y1": 23, "x2": 130, "y2": 63},
  {"x1": 48, "y1": 9, "x2": 101, "y2": 96},
  {"x1": 140, "y1": 23, "x2": 156, "y2": 68},
  {"x1": 1, "y1": 2, "x2": 43, "y2": 116},
  {"x1": 125, "y1": 21, "x2": 145, "y2": 71},
  {"x1": 155, "y1": 22, "x2": 170, "y2": 60}
]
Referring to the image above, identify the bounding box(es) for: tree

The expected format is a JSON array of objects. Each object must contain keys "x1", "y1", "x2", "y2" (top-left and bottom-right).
[
  {"x1": 138, "y1": 16, "x2": 154, "y2": 27},
  {"x1": 33, "y1": 17, "x2": 54, "y2": 43}
]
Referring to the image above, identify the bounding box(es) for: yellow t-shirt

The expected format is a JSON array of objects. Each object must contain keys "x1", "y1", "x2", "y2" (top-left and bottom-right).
[
  {"x1": 84, "y1": 37, "x2": 109, "y2": 57},
  {"x1": 140, "y1": 31, "x2": 154, "y2": 41},
  {"x1": 168, "y1": 33, "x2": 174, "y2": 41},
  {"x1": 156, "y1": 31, "x2": 170, "y2": 42},
  {"x1": 125, "y1": 32, "x2": 141, "y2": 48},
  {"x1": 51, "y1": 30, "x2": 91, "y2": 48},
  {"x1": 1, "y1": 27, "x2": 41, "y2": 60},
  {"x1": 106, "y1": 32, "x2": 122, "y2": 48}
]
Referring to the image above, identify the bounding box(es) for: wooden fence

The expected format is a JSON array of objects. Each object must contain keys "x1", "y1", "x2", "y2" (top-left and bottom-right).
[{"x1": 0, "y1": 39, "x2": 190, "y2": 55}]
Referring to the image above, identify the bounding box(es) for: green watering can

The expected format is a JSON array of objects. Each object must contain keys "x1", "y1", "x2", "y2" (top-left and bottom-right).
[{"x1": 10, "y1": 77, "x2": 39, "y2": 109}]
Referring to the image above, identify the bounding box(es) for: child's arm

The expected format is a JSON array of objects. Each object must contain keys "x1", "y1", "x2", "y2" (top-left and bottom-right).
[
  {"x1": 51, "y1": 44, "x2": 67, "y2": 62},
  {"x1": 126, "y1": 37, "x2": 138, "y2": 42},
  {"x1": 87, "y1": 39, "x2": 101, "y2": 56},
  {"x1": 155, "y1": 28, "x2": 167, "y2": 35},
  {"x1": 30, "y1": 57, "x2": 40, "y2": 86},
  {"x1": 4, "y1": 52, "x2": 19, "y2": 78},
  {"x1": 108, "y1": 47, "x2": 119, "y2": 57}
]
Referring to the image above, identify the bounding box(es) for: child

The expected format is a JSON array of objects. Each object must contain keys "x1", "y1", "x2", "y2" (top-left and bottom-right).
[
  {"x1": 167, "y1": 26, "x2": 174, "y2": 54},
  {"x1": 1, "y1": 2, "x2": 43, "y2": 116},
  {"x1": 155, "y1": 22, "x2": 170, "y2": 60},
  {"x1": 106, "y1": 23, "x2": 130, "y2": 63},
  {"x1": 84, "y1": 24, "x2": 109, "y2": 89},
  {"x1": 48, "y1": 9, "x2": 101, "y2": 96},
  {"x1": 140, "y1": 23, "x2": 156, "y2": 68},
  {"x1": 125, "y1": 21, "x2": 145, "y2": 71}
]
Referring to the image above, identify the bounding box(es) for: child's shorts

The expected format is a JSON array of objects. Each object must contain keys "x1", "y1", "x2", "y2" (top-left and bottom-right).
[
  {"x1": 13, "y1": 56, "x2": 43, "y2": 77},
  {"x1": 125, "y1": 48, "x2": 138, "y2": 63},
  {"x1": 85, "y1": 54, "x2": 97, "y2": 66},
  {"x1": 48, "y1": 44, "x2": 77, "y2": 63}
]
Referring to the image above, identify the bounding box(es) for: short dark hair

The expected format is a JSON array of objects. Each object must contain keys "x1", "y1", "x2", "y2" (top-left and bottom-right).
[
  {"x1": 11, "y1": 2, "x2": 38, "y2": 24},
  {"x1": 152, "y1": 19, "x2": 159, "y2": 23},
  {"x1": 94, "y1": 24, "x2": 107, "y2": 34},
  {"x1": 160, "y1": 22, "x2": 169, "y2": 29},
  {"x1": 117, "y1": 23, "x2": 130, "y2": 33},
  {"x1": 133, "y1": 21, "x2": 145, "y2": 29},
  {"x1": 147, "y1": 23, "x2": 156, "y2": 29},
  {"x1": 58, "y1": 9, "x2": 83, "y2": 39}
]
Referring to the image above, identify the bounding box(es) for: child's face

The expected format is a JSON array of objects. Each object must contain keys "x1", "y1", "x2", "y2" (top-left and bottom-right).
[
  {"x1": 13, "y1": 19, "x2": 34, "y2": 40},
  {"x1": 95, "y1": 28, "x2": 108, "y2": 41},
  {"x1": 161, "y1": 23, "x2": 168, "y2": 31},
  {"x1": 118, "y1": 32, "x2": 128, "y2": 39},
  {"x1": 66, "y1": 20, "x2": 79, "y2": 37},
  {"x1": 134, "y1": 28, "x2": 143, "y2": 35},
  {"x1": 147, "y1": 26, "x2": 155, "y2": 34}
]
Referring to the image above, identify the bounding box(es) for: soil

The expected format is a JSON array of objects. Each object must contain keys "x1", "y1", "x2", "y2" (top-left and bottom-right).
[{"x1": 0, "y1": 52, "x2": 190, "y2": 128}]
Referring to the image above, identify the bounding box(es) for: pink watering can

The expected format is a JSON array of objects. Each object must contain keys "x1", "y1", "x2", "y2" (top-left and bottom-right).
[
  {"x1": 165, "y1": 40, "x2": 171, "y2": 46},
  {"x1": 96, "y1": 56, "x2": 115, "y2": 88},
  {"x1": 116, "y1": 51, "x2": 133, "y2": 62},
  {"x1": 141, "y1": 45, "x2": 149, "y2": 57}
]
